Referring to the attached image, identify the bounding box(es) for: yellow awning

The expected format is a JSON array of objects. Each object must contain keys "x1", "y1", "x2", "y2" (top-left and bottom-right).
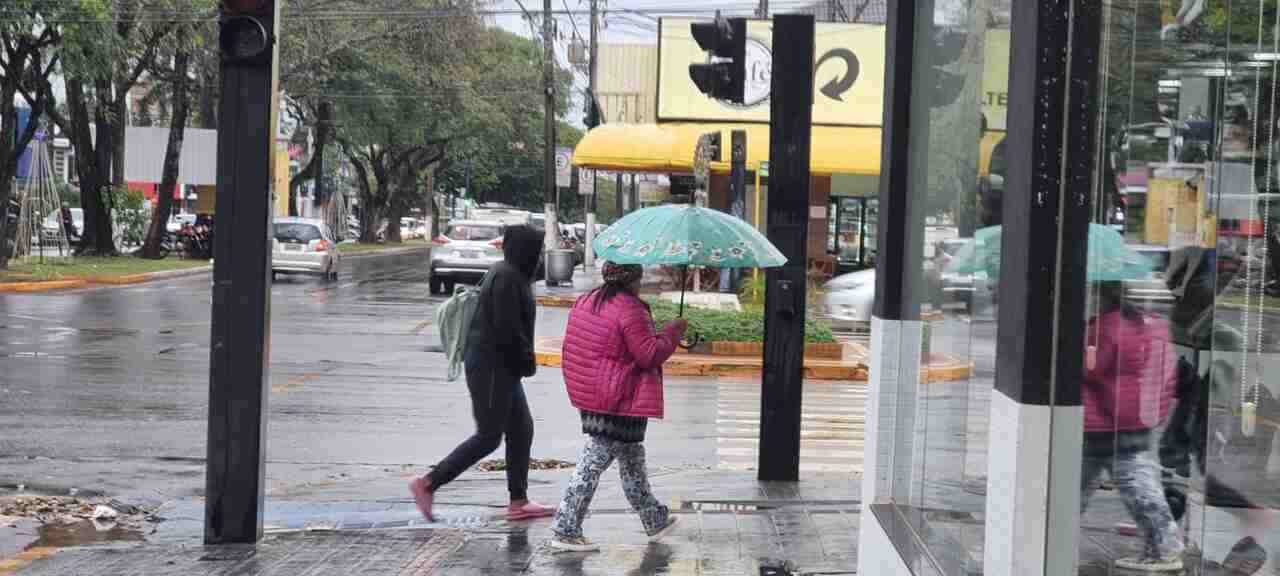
[{"x1": 572, "y1": 123, "x2": 883, "y2": 176}]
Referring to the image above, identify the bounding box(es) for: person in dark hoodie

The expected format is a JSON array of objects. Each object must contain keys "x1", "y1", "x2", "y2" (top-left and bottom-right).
[{"x1": 409, "y1": 224, "x2": 555, "y2": 522}]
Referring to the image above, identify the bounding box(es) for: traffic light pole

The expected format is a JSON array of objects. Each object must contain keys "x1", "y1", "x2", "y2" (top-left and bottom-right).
[
  {"x1": 542, "y1": 0, "x2": 558, "y2": 253},
  {"x1": 205, "y1": 0, "x2": 279, "y2": 545},
  {"x1": 758, "y1": 14, "x2": 814, "y2": 482},
  {"x1": 584, "y1": 0, "x2": 599, "y2": 269}
]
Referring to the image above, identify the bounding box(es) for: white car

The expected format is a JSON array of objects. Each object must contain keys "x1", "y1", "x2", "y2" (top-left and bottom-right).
[
  {"x1": 167, "y1": 213, "x2": 196, "y2": 233},
  {"x1": 428, "y1": 220, "x2": 505, "y2": 295},
  {"x1": 822, "y1": 268, "x2": 876, "y2": 330},
  {"x1": 272, "y1": 217, "x2": 341, "y2": 280}
]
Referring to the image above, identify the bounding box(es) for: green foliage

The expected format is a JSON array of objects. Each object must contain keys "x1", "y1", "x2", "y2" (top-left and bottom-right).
[
  {"x1": 111, "y1": 187, "x2": 147, "y2": 246},
  {"x1": 647, "y1": 298, "x2": 836, "y2": 344}
]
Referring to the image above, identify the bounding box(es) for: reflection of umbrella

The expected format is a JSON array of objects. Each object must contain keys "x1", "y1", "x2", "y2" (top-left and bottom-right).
[
  {"x1": 946, "y1": 223, "x2": 1156, "y2": 281},
  {"x1": 593, "y1": 204, "x2": 786, "y2": 317}
]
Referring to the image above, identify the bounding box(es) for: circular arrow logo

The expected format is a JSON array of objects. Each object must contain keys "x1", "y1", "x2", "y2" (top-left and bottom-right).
[{"x1": 816, "y1": 48, "x2": 860, "y2": 102}]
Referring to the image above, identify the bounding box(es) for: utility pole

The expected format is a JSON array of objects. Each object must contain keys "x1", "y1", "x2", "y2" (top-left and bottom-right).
[
  {"x1": 584, "y1": 0, "x2": 599, "y2": 269},
  {"x1": 206, "y1": 0, "x2": 279, "y2": 544},
  {"x1": 757, "y1": 0, "x2": 768, "y2": 17},
  {"x1": 542, "y1": 0, "x2": 558, "y2": 254},
  {"x1": 758, "y1": 14, "x2": 814, "y2": 482}
]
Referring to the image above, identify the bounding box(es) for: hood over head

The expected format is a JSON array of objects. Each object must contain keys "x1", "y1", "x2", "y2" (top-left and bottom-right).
[{"x1": 502, "y1": 224, "x2": 543, "y2": 280}]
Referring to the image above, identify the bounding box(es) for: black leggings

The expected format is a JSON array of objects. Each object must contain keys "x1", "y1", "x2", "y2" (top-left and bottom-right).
[{"x1": 427, "y1": 360, "x2": 534, "y2": 501}]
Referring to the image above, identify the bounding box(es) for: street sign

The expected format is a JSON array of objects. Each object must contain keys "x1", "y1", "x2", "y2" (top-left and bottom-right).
[
  {"x1": 555, "y1": 147, "x2": 572, "y2": 188},
  {"x1": 579, "y1": 168, "x2": 595, "y2": 196}
]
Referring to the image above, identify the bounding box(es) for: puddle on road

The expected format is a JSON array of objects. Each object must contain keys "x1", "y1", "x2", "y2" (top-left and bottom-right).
[{"x1": 30, "y1": 519, "x2": 147, "y2": 548}]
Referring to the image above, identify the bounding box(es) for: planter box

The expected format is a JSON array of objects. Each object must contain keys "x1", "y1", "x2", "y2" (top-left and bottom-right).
[{"x1": 674, "y1": 340, "x2": 843, "y2": 360}]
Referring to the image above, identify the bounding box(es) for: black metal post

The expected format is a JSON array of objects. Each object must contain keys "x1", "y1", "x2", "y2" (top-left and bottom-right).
[
  {"x1": 615, "y1": 172, "x2": 624, "y2": 215},
  {"x1": 205, "y1": 0, "x2": 279, "y2": 545},
  {"x1": 758, "y1": 14, "x2": 814, "y2": 482},
  {"x1": 729, "y1": 129, "x2": 747, "y2": 290}
]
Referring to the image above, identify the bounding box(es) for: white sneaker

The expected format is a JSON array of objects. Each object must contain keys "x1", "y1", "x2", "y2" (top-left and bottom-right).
[
  {"x1": 550, "y1": 535, "x2": 600, "y2": 553},
  {"x1": 648, "y1": 515, "x2": 680, "y2": 543},
  {"x1": 1114, "y1": 555, "x2": 1183, "y2": 572}
]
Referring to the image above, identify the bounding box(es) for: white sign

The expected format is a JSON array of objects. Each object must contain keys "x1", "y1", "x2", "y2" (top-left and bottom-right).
[
  {"x1": 555, "y1": 147, "x2": 572, "y2": 188},
  {"x1": 579, "y1": 168, "x2": 595, "y2": 196}
]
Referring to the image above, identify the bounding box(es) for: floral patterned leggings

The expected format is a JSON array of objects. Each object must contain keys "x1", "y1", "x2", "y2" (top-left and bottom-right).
[
  {"x1": 552, "y1": 435, "x2": 670, "y2": 539},
  {"x1": 1081, "y1": 449, "x2": 1184, "y2": 559}
]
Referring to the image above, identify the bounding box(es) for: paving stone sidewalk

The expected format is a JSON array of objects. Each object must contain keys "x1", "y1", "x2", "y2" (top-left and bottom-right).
[{"x1": 10, "y1": 470, "x2": 862, "y2": 576}]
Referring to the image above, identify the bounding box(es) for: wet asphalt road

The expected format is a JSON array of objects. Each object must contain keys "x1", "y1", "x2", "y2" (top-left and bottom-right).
[{"x1": 0, "y1": 250, "x2": 721, "y2": 507}]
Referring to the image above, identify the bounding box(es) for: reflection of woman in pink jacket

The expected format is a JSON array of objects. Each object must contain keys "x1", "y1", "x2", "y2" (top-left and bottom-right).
[
  {"x1": 1081, "y1": 282, "x2": 1183, "y2": 571},
  {"x1": 549, "y1": 262, "x2": 687, "y2": 553}
]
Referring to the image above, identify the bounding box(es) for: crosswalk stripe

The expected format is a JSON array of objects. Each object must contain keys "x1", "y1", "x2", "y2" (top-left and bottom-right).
[{"x1": 715, "y1": 386, "x2": 866, "y2": 475}]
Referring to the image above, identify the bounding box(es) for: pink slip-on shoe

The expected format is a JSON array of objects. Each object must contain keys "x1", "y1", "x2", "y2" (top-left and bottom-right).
[
  {"x1": 408, "y1": 477, "x2": 434, "y2": 521},
  {"x1": 507, "y1": 501, "x2": 556, "y2": 521}
]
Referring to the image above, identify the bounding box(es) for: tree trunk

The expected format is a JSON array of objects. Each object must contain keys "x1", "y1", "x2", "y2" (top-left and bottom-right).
[
  {"x1": 142, "y1": 33, "x2": 191, "y2": 259},
  {"x1": 112, "y1": 91, "x2": 127, "y2": 189},
  {"x1": 359, "y1": 204, "x2": 381, "y2": 243},
  {"x1": 66, "y1": 78, "x2": 119, "y2": 256},
  {"x1": 385, "y1": 205, "x2": 403, "y2": 243}
]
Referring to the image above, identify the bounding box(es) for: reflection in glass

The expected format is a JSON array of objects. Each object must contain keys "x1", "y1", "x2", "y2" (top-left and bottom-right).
[{"x1": 1081, "y1": 1, "x2": 1280, "y2": 573}]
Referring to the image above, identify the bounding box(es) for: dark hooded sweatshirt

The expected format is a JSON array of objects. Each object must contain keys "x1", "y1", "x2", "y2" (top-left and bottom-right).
[{"x1": 465, "y1": 224, "x2": 542, "y2": 378}]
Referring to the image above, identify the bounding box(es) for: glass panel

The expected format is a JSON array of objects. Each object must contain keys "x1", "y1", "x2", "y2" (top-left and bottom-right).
[
  {"x1": 1079, "y1": 1, "x2": 1280, "y2": 573},
  {"x1": 880, "y1": 0, "x2": 1011, "y2": 567}
]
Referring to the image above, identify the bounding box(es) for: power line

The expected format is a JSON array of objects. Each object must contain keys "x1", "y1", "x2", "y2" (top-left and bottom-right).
[{"x1": 560, "y1": 0, "x2": 584, "y2": 42}]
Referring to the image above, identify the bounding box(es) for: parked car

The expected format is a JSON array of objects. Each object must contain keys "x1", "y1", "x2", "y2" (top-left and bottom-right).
[
  {"x1": 428, "y1": 220, "x2": 505, "y2": 295},
  {"x1": 272, "y1": 217, "x2": 340, "y2": 280},
  {"x1": 40, "y1": 208, "x2": 83, "y2": 244},
  {"x1": 167, "y1": 213, "x2": 196, "y2": 233}
]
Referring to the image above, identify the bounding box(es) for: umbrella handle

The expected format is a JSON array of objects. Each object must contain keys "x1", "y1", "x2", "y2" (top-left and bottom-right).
[{"x1": 678, "y1": 332, "x2": 704, "y2": 350}]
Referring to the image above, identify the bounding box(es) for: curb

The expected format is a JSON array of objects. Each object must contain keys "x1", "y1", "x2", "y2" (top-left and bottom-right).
[
  {"x1": 536, "y1": 346, "x2": 970, "y2": 382},
  {"x1": 0, "y1": 279, "x2": 88, "y2": 293},
  {"x1": 536, "y1": 294, "x2": 582, "y2": 307},
  {"x1": 0, "y1": 246, "x2": 428, "y2": 294},
  {"x1": 0, "y1": 265, "x2": 212, "y2": 293},
  {"x1": 535, "y1": 336, "x2": 972, "y2": 382}
]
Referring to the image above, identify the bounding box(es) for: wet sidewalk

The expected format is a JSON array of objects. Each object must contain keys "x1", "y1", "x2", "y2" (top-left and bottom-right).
[{"x1": 9, "y1": 469, "x2": 861, "y2": 575}]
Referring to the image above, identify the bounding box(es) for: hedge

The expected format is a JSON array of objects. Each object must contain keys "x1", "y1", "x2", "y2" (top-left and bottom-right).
[{"x1": 647, "y1": 298, "x2": 835, "y2": 343}]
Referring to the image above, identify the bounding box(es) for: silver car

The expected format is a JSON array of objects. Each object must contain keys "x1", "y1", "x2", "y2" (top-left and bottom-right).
[
  {"x1": 428, "y1": 220, "x2": 505, "y2": 295},
  {"x1": 823, "y1": 268, "x2": 877, "y2": 330},
  {"x1": 272, "y1": 217, "x2": 341, "y2": 280}
]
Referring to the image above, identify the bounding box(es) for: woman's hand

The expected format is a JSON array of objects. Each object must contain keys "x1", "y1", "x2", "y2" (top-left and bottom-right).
[{"x1": 668, "y1": 318, "x2": 689, "y2": 337}]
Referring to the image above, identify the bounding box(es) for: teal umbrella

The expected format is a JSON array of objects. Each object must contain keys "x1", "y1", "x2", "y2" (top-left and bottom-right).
[
  {"x1": 594, "y1": 204, "x2": 787, "y2": 316},
  {"x1": 946, "y1": 223, "x2": 1155, "y2": 281}
]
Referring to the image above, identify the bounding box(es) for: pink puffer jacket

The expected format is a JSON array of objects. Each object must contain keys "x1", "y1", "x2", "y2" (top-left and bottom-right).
[
  {"x1": 1083, "y1": 310, "x2": 1178, "y2": 433},
  {"x1": 561, "y1": 291, "x2": 682, "y2": 418}
]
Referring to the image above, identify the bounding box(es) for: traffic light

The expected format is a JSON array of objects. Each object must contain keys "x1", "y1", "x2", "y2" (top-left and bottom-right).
[
  {"x1": 219, "y1": 0, "x2": 276, "y2": 66},
  {"x1": 689, "y1": 16, "x2": 747, "y2": 104}
]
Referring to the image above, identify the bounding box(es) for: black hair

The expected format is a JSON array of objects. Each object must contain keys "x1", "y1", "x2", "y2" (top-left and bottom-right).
[
  {"x1": 1096, "y1": 281, "x2": 1143, "y2": 323},
  {"x1": 590, "y1": 282, "x2": 649, "y2": 314}
]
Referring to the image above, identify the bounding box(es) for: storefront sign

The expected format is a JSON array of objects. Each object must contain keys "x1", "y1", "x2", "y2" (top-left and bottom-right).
[{"x1": 658, "y1": 18, "x2": 1010, "y2": 130}]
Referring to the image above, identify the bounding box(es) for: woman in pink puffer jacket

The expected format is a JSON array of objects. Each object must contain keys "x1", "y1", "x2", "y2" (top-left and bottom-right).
[
  {"x1": 1080, "y1": 281, "x2": 1182, "y2": 571},
  {"x1": 549, "y1": 262, "x2": 688, "y2": 553}
]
